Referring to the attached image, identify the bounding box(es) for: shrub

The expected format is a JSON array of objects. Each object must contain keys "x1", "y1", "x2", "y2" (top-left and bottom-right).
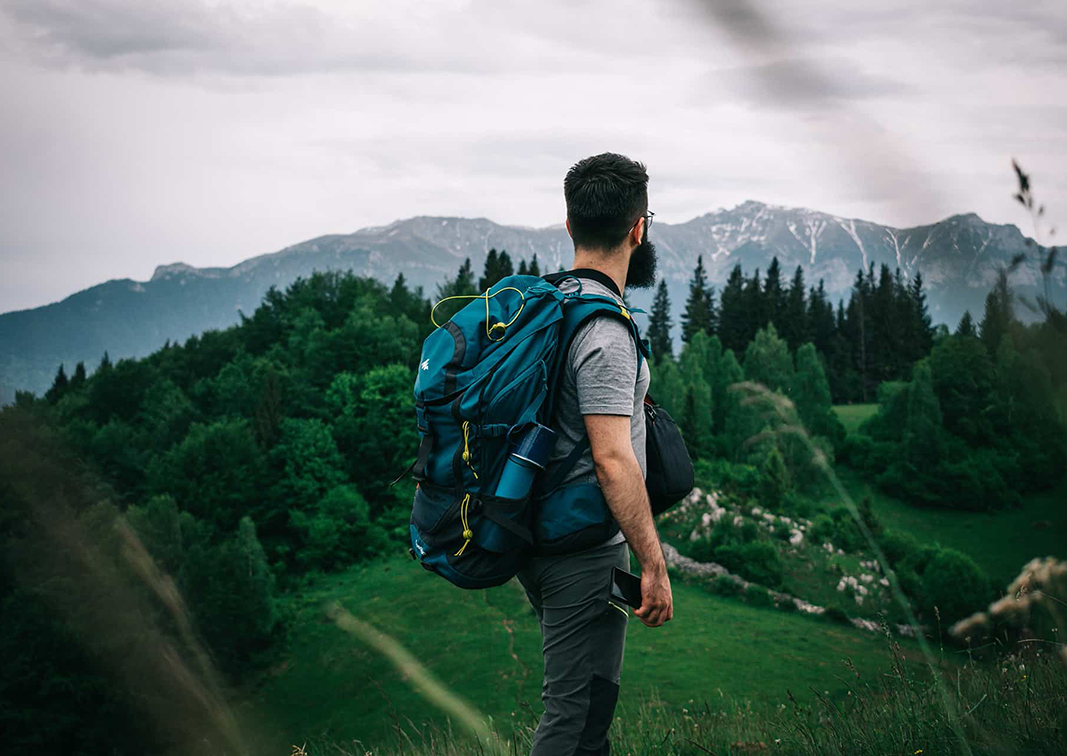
[
  {"x1": 809, "y1": 513, "x2": 834, "y2": 544},
  {"x1": 823, "y1": 604, "x2": 851, "y2": 625},
  {"x1": 710, "y1": 575, "x2": 743, "y2": 597},
  {"x1": 744, "y1": 584, "x2": 774, "y2": 607},
  {"x1": 758, "y1": 446, "x2": 790, "y2": 508},
  {"x1": 289, "y1": 484, "x2": 388, "y2": 572},
  {"x1": 715, "y1": 541, "x2": 784, "y2": 588},
  {"x1": 777, "y1": 596, "x2": 798, "y2": 612},
  {"x1": 877, "y1": 528, "x2": 919, "y2": 566},
  {"x1": 694, "y1": 458, "x2": 760, "y2": 498},
  {"x1": 919, "y1": 547, "x2": 993, "y2": 627}
]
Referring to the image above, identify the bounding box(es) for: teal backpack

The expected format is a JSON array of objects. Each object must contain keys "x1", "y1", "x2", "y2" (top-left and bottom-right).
[{"x1": 408, "y1": 272, "x2": 649, "y2": 589}]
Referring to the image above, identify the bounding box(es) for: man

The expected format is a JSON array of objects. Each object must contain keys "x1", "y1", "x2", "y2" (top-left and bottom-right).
[{"x1": 517, "y1": 152, "x2": 673, "y2": 755}]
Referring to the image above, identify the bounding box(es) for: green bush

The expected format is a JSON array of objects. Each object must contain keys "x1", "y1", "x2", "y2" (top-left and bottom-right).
[
  {"x1": 808, "y1": 513, "x2": 834, "y2": 544},
  {"x1": 744, "y1": 584, "x2": 774, "y2": 607},
  {"x1": 919, "y1": 547, "x2": 993, "y2": 627},
  {"x1": 758, "y1": 446, "x2": 790, "y2": 509},
  {"x1": 693, "y1": 458, "x2": 760, "y2": 498},
  {"x1": 289, "y1": 484, "x2": 388, "y2": 572},
  {"x1": 709, "y1": 575, "x2": 743, "y2": 597},
  {"x1": 877, "y1": 528, "x2": 919, "y2": 566},
  {"x1": 715, "y1": 541, "x2": 784, "y2": 588},
  {"x1": 823, "y1": 604, "x2": 851, "y2": 625}
]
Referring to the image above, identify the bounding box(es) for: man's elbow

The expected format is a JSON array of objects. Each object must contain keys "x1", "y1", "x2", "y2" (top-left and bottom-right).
[{"x1": 592, "y1": 448, "x2": 634, "y2": 482}]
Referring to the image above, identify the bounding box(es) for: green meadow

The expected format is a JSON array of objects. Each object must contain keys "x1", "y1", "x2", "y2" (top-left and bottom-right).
[
  {"x1": 835, "y1": 466, "x2": 1067, "y2": 588},
  {"x1": 244, "y1": 557, "x2": 940, "y2": 752},
  {"x1": 831, "y1": 403, "x2": 879, "y2": 434}
]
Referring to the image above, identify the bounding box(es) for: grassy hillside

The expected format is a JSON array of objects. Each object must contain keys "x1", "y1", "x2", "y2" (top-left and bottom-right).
[
  {"x1": 243, "y1": 556, "x2": 941, "y2": 752},
  {"x1": 831, "y1": 403, "x2": 1067, "y2": 587},
  {"x1": 836, "y1": 467, "x2": 1067, "y2": 588},
  {"x1": 832, "y1": 403, "x2": 879, "y2": 434}
]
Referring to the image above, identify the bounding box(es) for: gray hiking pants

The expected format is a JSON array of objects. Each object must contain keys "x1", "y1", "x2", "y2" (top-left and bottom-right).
[{"x1": 516, "y1": 540, "x2": 630, "y2": 756}]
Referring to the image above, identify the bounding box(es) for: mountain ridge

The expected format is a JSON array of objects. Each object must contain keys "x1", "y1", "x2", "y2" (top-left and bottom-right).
[{"x1": 2, "y1": 201, "x2": 1061, "y2": 404}]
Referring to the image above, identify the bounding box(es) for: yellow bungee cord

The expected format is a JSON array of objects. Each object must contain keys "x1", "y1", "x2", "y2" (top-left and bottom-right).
[{"x1": 430, "y1": 286, "x2": 526, "y2": 341}]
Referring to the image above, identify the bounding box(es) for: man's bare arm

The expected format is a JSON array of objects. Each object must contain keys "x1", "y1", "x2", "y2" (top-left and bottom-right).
[{"x1": 584, "y1": 413, "x2": 673, "y2": 627}]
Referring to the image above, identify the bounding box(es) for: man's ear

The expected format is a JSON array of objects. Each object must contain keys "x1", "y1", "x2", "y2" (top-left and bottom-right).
[
  {"x1": 630, "y1": 217, "x2": 644, "y2": 248},
  {"x1": 565, "y1": 219, "x2": 572, "y2": 238}
]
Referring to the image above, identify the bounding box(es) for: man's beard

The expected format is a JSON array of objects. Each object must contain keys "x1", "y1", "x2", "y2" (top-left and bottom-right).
[{"x1": 625, "y1": 226, "x2": 657, "y2": 290}]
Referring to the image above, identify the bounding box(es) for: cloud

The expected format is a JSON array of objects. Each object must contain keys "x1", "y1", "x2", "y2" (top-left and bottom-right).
[
  {"x1": 0, "y1": 0, "x2": 1065, "y2": 313},
  {"x1": 0, "y1": 0, "x2": 695, "y2": 78},
  {"x1": 703, "y1": 58, "x2": 913, "y2": 110}
]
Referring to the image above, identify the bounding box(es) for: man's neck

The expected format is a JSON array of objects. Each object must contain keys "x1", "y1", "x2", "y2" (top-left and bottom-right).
[{"x1": 571, "y1": 247, "x2": 628, "y2": 296}]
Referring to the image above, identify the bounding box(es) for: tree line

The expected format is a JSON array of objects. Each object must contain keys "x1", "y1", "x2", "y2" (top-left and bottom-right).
[{"x1": 649, "y1": 256, "x2": 938, "y2": 404}]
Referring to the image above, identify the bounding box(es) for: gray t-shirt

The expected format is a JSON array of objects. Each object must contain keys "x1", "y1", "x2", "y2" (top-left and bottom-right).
[{"x1": 547, "y1": 277, "x2": 651, "y2": 546}]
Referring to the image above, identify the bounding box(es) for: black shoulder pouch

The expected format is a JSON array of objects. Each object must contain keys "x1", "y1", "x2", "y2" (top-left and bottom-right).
[{"x1": 643, "y1": 394, "x2": 695, "y2": 516}]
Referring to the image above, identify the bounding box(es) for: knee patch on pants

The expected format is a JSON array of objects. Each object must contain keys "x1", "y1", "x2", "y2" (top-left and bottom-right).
[{"x1": 578, "y1": 674, "x2": 620, "y2": 753}]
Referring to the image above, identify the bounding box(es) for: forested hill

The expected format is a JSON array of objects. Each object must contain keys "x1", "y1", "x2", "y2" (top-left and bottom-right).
[{"x1": 2, "y1": 202, "x2": 1057, "y2": 402}]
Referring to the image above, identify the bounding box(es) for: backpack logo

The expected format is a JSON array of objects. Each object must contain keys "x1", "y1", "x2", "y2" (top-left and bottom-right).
[{"x1": 420, "y1": 359, "x2": 430, "y2": 371}]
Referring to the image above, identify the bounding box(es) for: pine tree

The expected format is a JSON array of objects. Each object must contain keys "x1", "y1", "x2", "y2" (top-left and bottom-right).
[
  {"x1": 758, "y1": 445, "x2": 791, "y2": 507},
  {"x1": 979, "y1": 273, "x2": 1013, "y2": 357},
  {"x1": 845, "y1": 269, "x2": 873, "y2": 402},
  {"x1": 808, "y1": 279, "x2": 835, "y2": 358},
  {"x1": 498, "y1": 251, "x2": 514, "y2": 280},
  {"x1": 679, "y1": 373, "x2": 714, "y2": 458},
  {"x1": 957, "y1": 310, "x2": 977, "y2": 337},
  {"x1": 682, "y1": 256, "x2": 715, "y2": 342},
  {"x1": 528, "y1": 254, "x2": 541, "y2": 277},
  {"x1": 741, "y1": 268, "x2": 764, "y2": 345},
  {"x1": 705, "y1": 336, "x2": 726, "y2": 434},
  {"x1": 70, "y1": 362, "x2": 88, "y2": 390},
  {"x1": 721, "y1": 349, "x2": 758, "y2": 460},
  {"x1": 648, "y1": 280, "x2": 673, "y2": 361},
  {"x1": 45, "y1": 364, "x2": 69, "y2": 404},
  {"x1": 717, "y1": 264, "x2": 746, "y2": 353},
  {"x1": 680, "y1": 331, "x2": 710, "y2": 385},
  {"x1": 782, "y1": 265, "x2": 808, "y2": 352},
  {"x1": 903, "y1": 359, "x2": 943, "y2": 466},
  {"x1": 871, "y1": 264, "x2": 897, "y2": 386},
  {"x1": 98, "y1": 351, "x2": 112, "y2": 372},
  {"x1": 479, "y1": 248, "x2": 514, "y2": 291},
  {"x1": 908, "y1": 271, "x2": 934, "y2": 361},
  {"x1": 793, "y1": 343, "x2": 844, "y2": 444},
  {"x1": 742, "y1": 324, "x2": 793, "y2": 395},
  {"x1": 764, "y1": 257, "x2": 785, "y2": 334},
  {"x1": 651, "y1": 358, "x2": 686, "y2": 418},
  {"x1": 517, "y1": 259, "x2": 529, "y2": 276},
  {"x1": 828, "y1": 300, "x2": 852, "y2": 401},
  {"x1": 438, "y1": 258, "x2": 477, "y2": 299}
]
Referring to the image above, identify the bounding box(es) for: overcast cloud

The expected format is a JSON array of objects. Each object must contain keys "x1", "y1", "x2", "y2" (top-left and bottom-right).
[{"x1": 1, "y1": 0, "x2": 1065, "y2": 312}]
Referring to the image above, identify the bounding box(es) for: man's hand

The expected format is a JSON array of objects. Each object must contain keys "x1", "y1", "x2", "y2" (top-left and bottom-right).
[
  {"x1": 634, "y1": 564, "x2": 673, "y2": 628},
  {"x1": 585, "y1": 413, "x2": 674, "y2": 629}
]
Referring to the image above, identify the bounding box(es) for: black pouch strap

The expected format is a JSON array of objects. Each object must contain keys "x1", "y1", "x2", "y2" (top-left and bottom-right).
[
  {"x1": 410, "y1": 432, "x2": 433, "y2": 481},
  {"x1": 538, "y1": 435, "x2": 590, "y2": 498},
  {"x1": 479, "y1": 499, "x2": 535, "y2": 545}
]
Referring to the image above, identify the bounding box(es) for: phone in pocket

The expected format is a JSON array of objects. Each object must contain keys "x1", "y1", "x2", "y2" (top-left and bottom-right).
[{"x1": 610, "y1": 566, "x2": 643, "y2": 609}]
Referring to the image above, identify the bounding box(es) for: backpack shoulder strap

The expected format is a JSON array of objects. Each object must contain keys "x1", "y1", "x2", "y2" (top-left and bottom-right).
[{"x1": 538, "y1": 274, "x2": 650, "y2": 496}]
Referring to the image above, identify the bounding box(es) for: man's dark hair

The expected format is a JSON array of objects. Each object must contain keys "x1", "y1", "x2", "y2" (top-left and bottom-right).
[{"x1": 564, "y1": 153, "x2": 649, "y2": 252}]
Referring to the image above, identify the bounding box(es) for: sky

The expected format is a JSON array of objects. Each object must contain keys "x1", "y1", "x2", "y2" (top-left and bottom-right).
[{"x1": 1, "y1": 0, "x2": 1065, "y2": 313}]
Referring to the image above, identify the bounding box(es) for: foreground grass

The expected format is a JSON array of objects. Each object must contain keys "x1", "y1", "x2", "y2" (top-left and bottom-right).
[
  {"x1": 835, "y1": 466, "x2": 1067, "y2": 588},
  {"x1": 243, "y1": 558, "x2": 937, "y2": 752},
  {"x1": 304, "y1": 643, "x2": 1067, "y2": 756}
]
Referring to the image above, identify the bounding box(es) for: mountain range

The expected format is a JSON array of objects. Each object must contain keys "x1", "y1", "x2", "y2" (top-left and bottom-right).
[{"x1": 2, "y1": 201, "x2": 1061, "y2": 404}]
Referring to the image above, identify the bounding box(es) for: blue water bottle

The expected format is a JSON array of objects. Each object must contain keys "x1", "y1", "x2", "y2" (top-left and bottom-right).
[{"x1": 495, "y1": 423, "x2": 558, "y2": 500}]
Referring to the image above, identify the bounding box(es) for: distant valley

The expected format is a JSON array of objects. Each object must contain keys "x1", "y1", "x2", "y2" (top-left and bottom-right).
[{"x1": 1, "y1": 201, "x2": 1060, "y2": 403}]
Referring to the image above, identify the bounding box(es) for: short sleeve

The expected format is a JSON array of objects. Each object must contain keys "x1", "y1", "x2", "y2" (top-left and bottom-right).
[{"x1": 569, "y1": 316, "x2": 638, "y2": 416}]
